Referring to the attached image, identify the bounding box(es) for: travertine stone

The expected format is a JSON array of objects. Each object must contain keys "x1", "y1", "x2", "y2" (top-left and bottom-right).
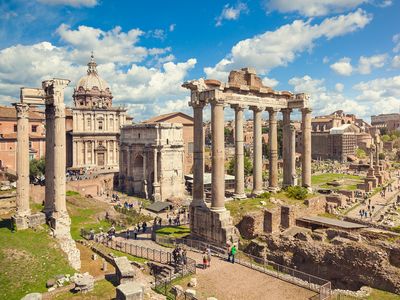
[
  {"x1": 251, "y1": 106, "x2": 264, "y2": 195},
  {"x1": 211, "y1": 99, "x2": 225, "y2": 211},
  {"x1": 290, "y1": 126, "x2": 297, "y2": 185},
  {"x1": 232, "y1": 104, "x2": 246, "y2": 198},
  {"x1": 301, "y1": 108, "x2": 312, "y2": 190},
  {"x1": 44, "y1": 105, "x2": 55, "y2": 215},
  {"x1": 268, "y1": 108, "x2": 279, "y2": 191},
  {"x1": 282, "y1": 108, "x2": 292, "y2": 187},
  {"x1": 116, "y1": 282, "x2": 144, "y2": 300},
  {"x1": 192, "y1": 102, "x2": 205, "y2": 206},
  {"x1": 115, "y1": 256, "x2": 136, "y2": 284},
  {"x1": 15, "y1": 103, "x2": 30, "y2": 219}
]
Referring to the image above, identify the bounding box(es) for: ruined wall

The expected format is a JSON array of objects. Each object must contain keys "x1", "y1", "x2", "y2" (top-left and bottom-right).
[
  {"x1": 67, "y1": 173, "x2": 114, "y2": 197},
  {"x1": 245, "y1": 234, "x2": 400, "y2": 294}
]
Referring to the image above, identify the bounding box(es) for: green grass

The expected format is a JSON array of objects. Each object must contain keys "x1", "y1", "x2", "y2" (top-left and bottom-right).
[
  {"x1": 53, "y1": 279, "x2": 115, "y2": 300},
  {"x1": 226, "y1": 197, "x2": 274, "y2": 222},
  {"x1": 0, "y1": 219, "x2": 75, "y2": 300},
  {"x1": 318, "y1": 213, "x2": 340, "y2": 219},
  {"x1": 66, "y1": 190, "x2": 80, "y2": 196},
  {"x1": 311, "y1": 173, "x2": 362, "y2": 185},
  {"x1": 95, "y1": 243, "x2": 148, "y2": 263},
  {"x1": 156, "y1": 225, "x2": 191, "y2": 238}
]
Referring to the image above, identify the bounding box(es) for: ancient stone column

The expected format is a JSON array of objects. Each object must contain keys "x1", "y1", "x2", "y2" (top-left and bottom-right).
[
  {"x1": 192, "y1": 102, "x2": 205, "y2": 207},
  {"x1": 301, "y1": 108, "x2": 312, "y2": 190},
  {"x1": 44, "y1": 105, "x2": 55, "y2": 215},
  {"x1": 251, "y1": 106, "x2": 263, "y2": 195},
  {"x1": 211, "y1": 98, "x2": 226, "y2": 211},
  {"x1": 282, "y1": 108, "x2": 292, "y2": 187},
  {"x1": 15, "y1": 103, "x2": 31, "y2": 217},
  {"x1": 268, "y1": 108, "x2": 279, "y2": 191},
  {"x1": 290, "y1": 125, "x2": 297, "y2": 185},
  {"x1": 232, "y1": 104, "x2": 246, "y2": 198},
  {"x1": 152, "y1": 147, "x2": 160, "y2": 201}
]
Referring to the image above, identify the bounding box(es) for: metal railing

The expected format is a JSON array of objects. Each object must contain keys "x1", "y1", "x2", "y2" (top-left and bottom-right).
[{"x1": 155, "y1": 236, "x2": 332, "y2": 300}]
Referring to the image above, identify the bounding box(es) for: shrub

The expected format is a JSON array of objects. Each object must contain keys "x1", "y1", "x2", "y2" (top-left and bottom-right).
[
  {"x1": 286, "y1": 186, "x2": 308, "y2": 200},
  {"x1": 258, "y1": 192, "x2": 271, "y2": 199}
]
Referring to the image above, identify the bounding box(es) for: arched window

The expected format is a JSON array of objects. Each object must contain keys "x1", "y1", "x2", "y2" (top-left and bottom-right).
[
  {"x1": 98, "y1": 120, "x2": 103, "y2": 130},
  {"x1": 133, "y1": 155, "x2": 143, "y2": 168}
]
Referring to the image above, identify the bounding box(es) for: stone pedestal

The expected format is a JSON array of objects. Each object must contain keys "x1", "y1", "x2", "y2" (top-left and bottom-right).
[
  {"x1": 115, "y1": 256, "x2": 136, "y2": 284},
  {"x1": 13, "y1": 212, "x2": 46, "y2": 230},
  {"x1": 116, "y1": 282, "x2": 144, "y2": 300},
  {"x1": 190, "y1": 206, "x2": 238, "y2": 247}
]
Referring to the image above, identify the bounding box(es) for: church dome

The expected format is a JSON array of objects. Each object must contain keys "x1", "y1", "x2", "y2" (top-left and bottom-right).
[
  {"x1": 76, "y1": 54, "x2": 109, "y2": 91},
  {"x1": 73, "y1": 54, "x2": 113, "y2": 109}
]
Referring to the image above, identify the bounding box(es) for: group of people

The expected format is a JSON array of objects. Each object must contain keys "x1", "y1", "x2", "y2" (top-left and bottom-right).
[
  {"x1": 125, "y1": 221, "x2": 148, "y2": 240},
  {"x1": 172, "y1": 246, "x2": 188, "y2": 266},
  {"x1": 202, "y1": 247, "x2": 212, "y2": 268}
]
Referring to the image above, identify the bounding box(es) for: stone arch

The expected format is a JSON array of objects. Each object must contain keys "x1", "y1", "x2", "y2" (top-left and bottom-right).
[{"x1": 133, "y1": 154, "x2": 143, "y2": 168}]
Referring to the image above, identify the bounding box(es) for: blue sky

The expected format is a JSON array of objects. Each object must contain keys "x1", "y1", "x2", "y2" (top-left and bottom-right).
[{"x1": 0, "y1": 0, "x2": 399, "y2": 121}]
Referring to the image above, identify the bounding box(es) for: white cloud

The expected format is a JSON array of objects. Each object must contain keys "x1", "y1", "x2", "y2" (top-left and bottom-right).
[
  {"x1": 392, "y1": 55, "x2": 400, "y2": 68},
  {"x1": 216, "y1": 2, "x2": 248, "y2": 27},
  {"x1": 37, "y1": 0, "x2": 98, "y2": 7},
  {"x1": 323, "y1": 56, "x2": 330, "y2": 64},
  {"x1": 393, "y1": 33, "x2": 400, "y2": 53},
  {"x1": 358, "y1": 54, "x2": 387, "y2": 74},
  {"x1": 262, "y1": 76, "x2": 279, "y2": 88},
  {"x1": 0, "y1": 25, "x2": 197, "y2": 121},
  {"x1": 330, "y1": 57, "x2": 353, "y2": 76},
  {"x1": 335, "y1": 83, "x2": 344, "y2": 92},
  {"x1": 205, "y1": 9, "x2": 371, "y2": 80},
  {"x1": 353, "y1": 76, "x2": 400, "y2": 115},
  {"x1": 264, "y1": 0, "x2": 366, "y2": 17},
  {"x1": 169, "y1": 24, "x2": 176, "y2": 32},
  {"x1": 289, "y1": 75, "x2": 367, "y2": 118}
]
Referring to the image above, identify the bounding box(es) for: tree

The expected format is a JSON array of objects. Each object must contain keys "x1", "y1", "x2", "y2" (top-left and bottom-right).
[
  {"x1": 227, "y1": 154, "x2": 253, "y2": 177},
  {"x1": 29, "y1": 157, "x2": 45, "y2": 179},
  {"x1": 356, "y1": 148, "x2": 366, "y2": 159},
  {"x1": 381, "y1": 135, "x2": 391, "y2": 142}
]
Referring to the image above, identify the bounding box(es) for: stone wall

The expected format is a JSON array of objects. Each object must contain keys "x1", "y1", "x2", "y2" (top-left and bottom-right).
[
  {"x1": 236, "y1": 211, "x2": 263, "y2": 239},
  {"x1": 67, "y1": 173, "x2": 115, "y2": 197},
  {"x1": 245, "y1": 234, "x2": 400, "y2": 293}
]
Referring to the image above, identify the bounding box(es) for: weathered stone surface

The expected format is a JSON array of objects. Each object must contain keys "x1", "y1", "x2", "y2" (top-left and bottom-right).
[
  {"x1": 21, "y1": 293, "x2": 42, "y2": 300},
  {"x1": 294, "y1": 231, "x2": 310, "y2": 242},
  {"x1": 73, "y1": 273, "x2": 94, "y2": 293},
  {"x1": 115, "y1": 256, "x2": 135, "y2": 284},
  {"x1": 171, "y1": 285, "x2": 184, "y2": 297},
  {"x1": 185, "y1": 289, "x2": 196, "y2": 297},
  {"x1": 188, "y1": 278, "x2": 197, "y2": 287},
  {"x1": 245, "y1": 234, "x2": 400, "y2": 293},
  {"x1": 46, "y1": 278, "x2": 56, "y2": 288},
  {"x1": 116, "y1": 282, "x2": 144, "y2": 300},
  {"x1": 236, "y1": 212, "x2": 263, "y2": 239},
  {"x1": 263, "y1": 208, "x2": 280, "y2": 233}
]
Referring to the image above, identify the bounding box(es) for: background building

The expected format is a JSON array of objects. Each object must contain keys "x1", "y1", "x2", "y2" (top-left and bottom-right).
[
  {"x1": 68, "y1": 55, "x2": 128, "y2": 171},
  {"x1": 371, "y1": 113, "x2": 400, "y2": 132},
  {"x1": 119, "y1": 123, "x2": 186, "y2": 201},
  {"x1": 142, "y1": 112, "x2": 194, "y2": 174},
  {"x1": 0, "y1": 106, "x2": 45, "y2": 172}
]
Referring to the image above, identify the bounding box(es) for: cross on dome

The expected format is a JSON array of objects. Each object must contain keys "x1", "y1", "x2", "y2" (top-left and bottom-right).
[{"x1": 87, "y1": 51, "x2": 98, "y2": 75}]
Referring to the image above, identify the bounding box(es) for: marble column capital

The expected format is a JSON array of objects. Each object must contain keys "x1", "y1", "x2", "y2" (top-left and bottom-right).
[
  {"x1": 191, "y1": 101, "x2": 206, "y2": 109},
  {"x1": 15, "y1": 103, "x2": 29, "y2": 119},
  {"x1": 301, "y1": 107, "x2": 313, "y2": 114},
  {"x1": 249, "y1": 105, "x2": 265, "y2": 112},
  {"x1": 267, "y1": 107, "x2": 280, "y2": 114},
  {"x1": 281, "y1": 108, "x2": 292, "y2": 115},
  {"x1": 210, "y1": 98, "x2": 225, "y2": 108},
  {"x1": 230, "y1": 104, "x2": 247, "y2": 111}
]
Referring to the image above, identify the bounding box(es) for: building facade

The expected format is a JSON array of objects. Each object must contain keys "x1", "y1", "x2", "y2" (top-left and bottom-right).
[
  {"x1": 0, "y1": 106, "x2": 46, "y2": 172},
  {"x1": 69, "y1": 55, "x2": 128, "y2": 171},
  {"x1": 119, "y1": 123, "x2": 186, "y2": 201},
  {"x1": 142, "y1": 112, "x2": 194, "y2": 174},
  {"x1": 371, "y1": 113, "x2": 400, "y2": 132}
]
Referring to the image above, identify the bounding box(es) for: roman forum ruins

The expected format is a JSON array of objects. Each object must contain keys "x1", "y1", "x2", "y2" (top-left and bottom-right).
[
  {"x1": 13, "y1": 79, "x2": 80, "y2": 269},
  {"x1": 183, "y1": 68, "x2": 312, "y2": 246}
]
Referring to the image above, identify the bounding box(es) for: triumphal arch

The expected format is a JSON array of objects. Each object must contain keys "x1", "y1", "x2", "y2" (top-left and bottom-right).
[{"x1": 183, "y1": 68, "x2": 312, "y2": 246}]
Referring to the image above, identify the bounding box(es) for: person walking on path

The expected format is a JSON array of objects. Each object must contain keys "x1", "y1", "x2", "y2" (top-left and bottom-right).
[
  {"x1": 206, "y1": 246, "x2": 211, "y2": 268},
  {"x1": 202, "y1": 251, "x2": 208, "y2": 269},
  {"x1": 133, "y1": 227, "x2": 138, "y2": 240},
  {"x1": 228, "y1": 245, "x2": 237, "y2": 264}
]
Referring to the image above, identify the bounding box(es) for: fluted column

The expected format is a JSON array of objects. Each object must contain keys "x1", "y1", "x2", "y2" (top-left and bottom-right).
[
  {"x1": 251, "y1": 106, "x2": 263, "y2": 195},
  {"x1": 232, "y1": 104, "x2": 246, "y2": 198},
  {"x1": 290, "y1": 125, "x2": 297, "y2": 185},
  {"x1": 268, "y1": 108, "x2": 279, "y2": 191},
  {"x1": 15, "y1": 103, "x2": 31, "y2": 217},
  {"x1": 192, "y1": 102, "x2": 205, "y2": 207},
  {"x1": 211, "y1": 99, "x2": 225, "y2": 211},
  {"x1": 152, "y1": 147, "x2": 161, "y2": 201},
  {"x1": 282, "y1": 108, "x2": 292, "y2": 187},
  {"x1": 44, "y1": 105, "x2": 55, "y2": 215},
  {"x1": 301, "y1": 108, "x2": 312, "y2": 190}
]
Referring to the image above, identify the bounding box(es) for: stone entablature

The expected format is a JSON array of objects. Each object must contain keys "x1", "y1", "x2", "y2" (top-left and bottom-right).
[{"x1": 119, "y1": 123, "x2": 185, "y2": 201}]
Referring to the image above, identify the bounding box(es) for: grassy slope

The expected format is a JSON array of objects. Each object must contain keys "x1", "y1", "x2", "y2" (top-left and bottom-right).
[
  {"x1": 0, "y1": 220, "x2": 75, "y2": 300},
  {"x1": 53, "y1": 279, "x2": 115, "y2": 300},
  {"x1": 156, "y1": 225, "x2": 191, "y2": 238}
]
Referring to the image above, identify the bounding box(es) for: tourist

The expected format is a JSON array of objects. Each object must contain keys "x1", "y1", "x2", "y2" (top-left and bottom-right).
[
  {"x1": 202, "y1": 251, "x2": 208, "y2": 269},
  {"x1": 126, "y1": 229, "x2": 130, "y2": 239},
  {"x1": 229, "y1": 245, "x2": 237, "y2": 264},
  {"x1": 158, "y1": 218, "x2": 162, "y2": 227},
  {"x1": 182, "y1": 248, "x2": 187, "y2": 265},
  {"x1": 133, "y1": 227, "x2": 138, "y2": 240},
  {"x1": 89, "y1": 228, "x2": 95, "y2": 240},
  {"x1": 206, "y1": 246, "x2": 211, "y2": 267},
  {"x1": 142, "y1": 221, "x2": 147, "y2": 233},
  {"x1": 168, "y1": 217, "x2": 172, "y2": 226}
]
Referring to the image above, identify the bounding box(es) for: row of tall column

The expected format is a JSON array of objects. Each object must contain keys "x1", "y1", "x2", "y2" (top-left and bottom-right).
[
  {"x1": 15, "y1": 79, "x2": 70, "y2": 222},
  {"x1": 191, "y1": 100, "x2": 312, "y2": 211}
]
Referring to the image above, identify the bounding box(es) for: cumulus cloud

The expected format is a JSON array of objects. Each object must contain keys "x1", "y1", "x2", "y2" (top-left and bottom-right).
[
  {"x1": 392, "y1": 55, "x2": 400, "y2": 68},
  {"x1": 0, "y1": 25, "x2": 196, "y2": 121},
  {"x1": 216, "y1": 2, "x2": 248, "y2": 27},
  {"x1": 205, "y1": 9, "x2": 372, "y2": 80},
  {"x1": 289, "y1": 75, "x2": 367, "y2": 118},
  {"x1": 264, "y1": 0, "x2": 367, "y2": 17},
  {"x1": 353, "y1": 76, "x2": 400, "y2": 115},
  {"x1": 37, "y1": 0, "x2": 98, "y2": 7},
  {"x1": 262, "y1": 76, "x2": 279, "y2": 88},
  {"x1": 330, "y1": 57, "x2": 353, "y2": 76},
  {"x1": 335, "y1": 83, "x2": 344, "y2": 92},
  {"x1": 393, "y1": 33, "x2": 400, "y2": 53}
]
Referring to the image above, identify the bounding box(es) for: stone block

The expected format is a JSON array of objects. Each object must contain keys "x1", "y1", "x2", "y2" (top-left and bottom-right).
[
  {"x1": 280, "y1": 206, "x2": 295, "y2": 229},
  {"x1": 21, "y1": 293, "x2": 42, "y2": 300},
  {"x1": 171, "y1": 285, "x2": 184, "y2": 297},
  {"x1": 27, "y1": 212, "x2": 46, "y2": 228},
  {"x1": 237, "y1": 212, "x2": 263, "y2": 239},
  {"x1": 12, "y1": 215, "x2": 29, "y2": 230},
  {"x1": 263, "y1": 208, "x2": 280, "y2": 233},
  {"x1": 185, "y1": 289, "x2": 196, "y2": 297},
  {"x1": 116, "y1": 282, "x2": 144, "y2": 300},
  {"x1": 188, "y1": 278, "x2": 197, "y2": 287},
  {"x1": 326, "y1": 194, "x2": 346, "y2": 207},
  {"x1": 115, "y1": 256, "x2": 135, "y2": 284},
  {"x1": 46, "y1": 278, "x2": 56, "y2": 288}
]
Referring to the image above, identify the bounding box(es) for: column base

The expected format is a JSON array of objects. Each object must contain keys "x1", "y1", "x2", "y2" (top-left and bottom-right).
[
  {"x1": 268, "y1": 186, "x2": 279, "y2": 193},
  {"x1": 12, "y1": 215, "x2": 29, "y2": 230},
  {"x1": 233, "y1": 193, "x2": 247, "y2": 199},
  {"x1": 252, "y1": 189, "x2": 263, "y2": 196},
  {"x1": 190, "y1": 206, "x2": 238, "y2": 247},
  {"x1": 210, "y1": 206, "x2": 226, "y2": 212},
  {"x1": 13, "y1": 212, "x2": 45, "y2": 230}
]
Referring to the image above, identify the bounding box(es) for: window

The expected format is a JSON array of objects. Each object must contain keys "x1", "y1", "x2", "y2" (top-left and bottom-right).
[
  {"x1": 14, "y1": 125, "x2": 17, "y2": 132},
  {"x1": 32, "y1": 125, "x2": 37, "y2": 132},
  {"x1": 98, "y1": 120, "x2": 103, "y2": 130},
  {"x1": 188, "y1": 142, "x2": 194, "y2": 153},
  {"x1": 29, "y1": 141, "x2": 32, "y2": 148},
  {"x1": 87, "y1": 118, "x2": 91, "y2": 129}
]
